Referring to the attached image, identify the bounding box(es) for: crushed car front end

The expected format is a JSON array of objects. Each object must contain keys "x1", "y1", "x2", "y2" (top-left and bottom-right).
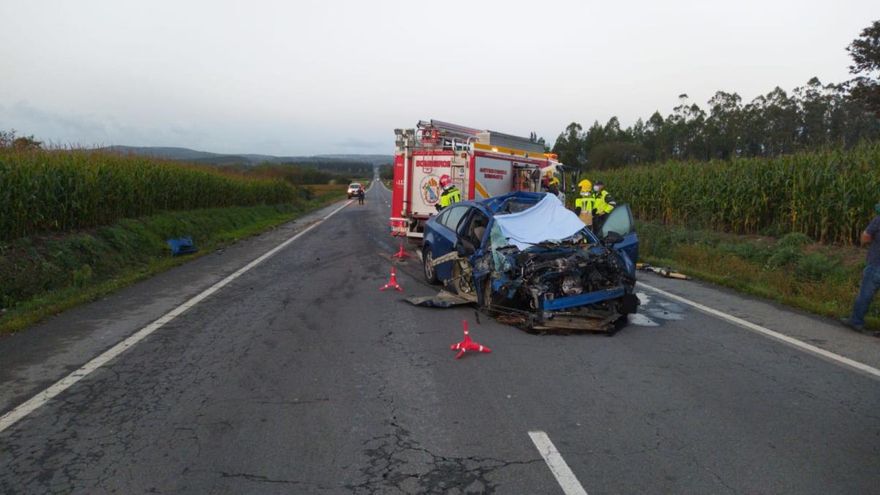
[{"x1": 475, "y1": 236, "x2": 639, "y2": 332}]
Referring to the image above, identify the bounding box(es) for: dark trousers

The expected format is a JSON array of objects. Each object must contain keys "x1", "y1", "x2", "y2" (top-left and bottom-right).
[{"x1": 851, "y1": 264, "x2": 880, "y2": 326}]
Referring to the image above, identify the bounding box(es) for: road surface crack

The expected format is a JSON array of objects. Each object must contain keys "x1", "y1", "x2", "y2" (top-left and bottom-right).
[{"x1": 348, "y1": 422, "x2": 540, "y2": 494}]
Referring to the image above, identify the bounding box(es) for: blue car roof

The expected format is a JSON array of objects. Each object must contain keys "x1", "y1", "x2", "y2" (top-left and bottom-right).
[{"x1": 478, "y1": 191, "x2": 547, "y2": 214}]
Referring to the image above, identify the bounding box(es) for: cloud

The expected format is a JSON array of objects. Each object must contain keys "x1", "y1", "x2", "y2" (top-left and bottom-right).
[
  {"x1": 0, "y1": 100, "x2": 214, "y2": 150},
  {"x1": 334, "y1": 137, "x2": 385, "y2": 151}
]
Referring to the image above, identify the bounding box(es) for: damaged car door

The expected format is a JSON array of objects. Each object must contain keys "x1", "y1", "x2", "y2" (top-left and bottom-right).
[
  {"x1": 446, "y1": 207, "x2": 491, "y2": 300},
  {"x1": 599, "y1": 204, "x2": 638, "y2": 265},
  {"x1": 424, "y1": 204, "x2": 469, "y2": 283}
]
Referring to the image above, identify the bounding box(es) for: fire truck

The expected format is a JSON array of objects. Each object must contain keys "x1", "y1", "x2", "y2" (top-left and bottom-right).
[{"x1": 390, "y1": 120, "x2": 565, "y2": 239}]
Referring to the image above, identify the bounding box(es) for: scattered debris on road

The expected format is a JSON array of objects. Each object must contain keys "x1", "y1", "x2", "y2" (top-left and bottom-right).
[
  {"x1": 637, "y1": 263, "x2": 689, "y2": 280},
  {"x1": 406, "y1": 291, "x2": 471, "y2": 308}
]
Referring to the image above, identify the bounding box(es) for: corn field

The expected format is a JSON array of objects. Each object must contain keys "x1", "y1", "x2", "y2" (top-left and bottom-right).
[
  {"x1": 0, "y1": 149, "x2": 301, "y2": 241},
  {"x1": 594, "y1": 143, "x2": 880, "y2": 245}
]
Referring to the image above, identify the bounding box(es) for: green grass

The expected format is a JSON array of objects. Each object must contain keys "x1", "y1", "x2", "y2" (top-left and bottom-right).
[
  {"x1": 0, "y1": 195, "x2": 343, "y2": 335},
  {"x1": 636, "y1": 221, "x2": 879, "y2": 329}
]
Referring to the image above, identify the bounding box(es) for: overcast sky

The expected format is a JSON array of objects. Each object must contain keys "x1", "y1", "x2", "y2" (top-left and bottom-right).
[{"x1": 1, "y1": 1, "x2": 876, "y2": 155}]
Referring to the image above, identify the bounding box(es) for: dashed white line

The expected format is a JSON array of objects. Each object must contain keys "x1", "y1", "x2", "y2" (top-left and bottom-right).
[
  {"x1": 528, "y1": 431, "x2": 589, "y2": 495},
  {"x1": 0, "y1": 200, "x2": 354, "y2": 434},
  {"x1": 637, "y1": 281, "x2": 880, "y2": 380}
]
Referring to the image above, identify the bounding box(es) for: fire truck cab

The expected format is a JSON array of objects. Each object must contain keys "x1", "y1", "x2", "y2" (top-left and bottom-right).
[{"x1": 390, "y1": 120, "x2": 565, "y2": 239}]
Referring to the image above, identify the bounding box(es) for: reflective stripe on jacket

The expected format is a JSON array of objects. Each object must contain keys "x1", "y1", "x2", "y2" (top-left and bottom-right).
[
  {"x1": 574, "y1": 195, "x2": 594, "y2": 212},
  {"x1": 439, "y1": 186, "x2": 461, "y2": 208}
]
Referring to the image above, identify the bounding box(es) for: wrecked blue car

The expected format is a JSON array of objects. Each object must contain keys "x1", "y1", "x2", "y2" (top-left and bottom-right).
[{"x1": 421, "y1": 192, "x2": 639, "y2": 332}]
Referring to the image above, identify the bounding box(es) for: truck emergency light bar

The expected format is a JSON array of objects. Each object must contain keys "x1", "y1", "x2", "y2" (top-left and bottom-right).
[{"x1": 415, "y1": 119, "x2": 545, "y2": 154}]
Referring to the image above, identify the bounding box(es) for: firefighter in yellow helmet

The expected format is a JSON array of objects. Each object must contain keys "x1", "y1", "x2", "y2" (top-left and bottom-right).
[
  {"x1": 574, "y1": 179, "x2": 594, "y2": 215},
  {"x1": 436, "y1": 174, "x2": 461, "y2": 211},
  {"x1": 548, "y1": 176, "x2": 565, "y2": 201}
]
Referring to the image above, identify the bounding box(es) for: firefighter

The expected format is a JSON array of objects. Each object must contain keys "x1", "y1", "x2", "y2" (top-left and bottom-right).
[
  {"x1": 436, "y1": 174, "x2": 461, "y2": 211},
  {"x1": 547, "y1": 176, "x2": 565, "y2": 203},
  {"x1": 574, "y1": 179, "x2": 595, "y2": 229},
  {"x1": 592, "y1": 181, "x2": 616, "y2": 230},
  {"x1": 574, "y1": 180, "x2": 594, "y2": 214}
]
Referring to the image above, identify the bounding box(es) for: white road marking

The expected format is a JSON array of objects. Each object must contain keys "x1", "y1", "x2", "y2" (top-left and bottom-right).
[
  {"x1": 637, "y1": 281, "x2": 880, "y2": 380},
  {"x1": 528, "y1": 431, "x2": 589, "y2": 495},
  {"x1": 0, "y1": 200, "x2": 354, "y2": 434}
]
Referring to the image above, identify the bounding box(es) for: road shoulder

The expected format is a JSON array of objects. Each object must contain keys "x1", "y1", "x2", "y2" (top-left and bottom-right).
[
  {"x1": 0, "y1": 200, "x2": 349, "y2": 416},
  {"x1": 637, "y1": 271, "x2": 880, "y2": 371}
]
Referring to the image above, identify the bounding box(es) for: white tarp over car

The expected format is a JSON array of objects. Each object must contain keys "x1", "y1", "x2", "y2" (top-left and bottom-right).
[{"x1": 493, "y1": 194, "x2": 586, "y2": 250}]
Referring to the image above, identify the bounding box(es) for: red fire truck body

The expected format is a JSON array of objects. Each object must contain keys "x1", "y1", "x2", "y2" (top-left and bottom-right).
[{"x1": 390, "y1": 120, "x2": 564, "y2": 238}]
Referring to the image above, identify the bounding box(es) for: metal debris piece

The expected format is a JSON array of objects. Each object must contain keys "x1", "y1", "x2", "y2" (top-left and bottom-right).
[
  {"x1": 167, "y1": 236, "x2": 197, "y2": 256},
  {"x1": 637, "y1": 263, "x2": 690, "y2": 280},
  {"x1": 405, "y1": 291, "x2": 472, "y2": 308}
]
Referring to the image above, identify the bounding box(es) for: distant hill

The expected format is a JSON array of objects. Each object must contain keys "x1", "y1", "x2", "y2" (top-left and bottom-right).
[
  {"x1": 314, "y1": 154, "x2": 394, "y2": 165},
  {"x1": 104, "y1": 146, "x2": 392, "y2": 166}
]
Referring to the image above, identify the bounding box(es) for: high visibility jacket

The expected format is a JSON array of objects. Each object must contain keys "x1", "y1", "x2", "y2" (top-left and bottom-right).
[
  {"x1": 594, "y1": 190, "x2": 616, "y2": 214},
  {"x1": 438, "y1": 185, "x2": 461, "y2": 209},
  {"x1": 574, "y1": 195, "x2": 594, "y2": 213}
]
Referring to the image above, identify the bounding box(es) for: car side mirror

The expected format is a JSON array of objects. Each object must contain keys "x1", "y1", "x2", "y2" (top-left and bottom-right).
[{"x1": 603, "y1": 231, "x2": 624, "y2": 246}]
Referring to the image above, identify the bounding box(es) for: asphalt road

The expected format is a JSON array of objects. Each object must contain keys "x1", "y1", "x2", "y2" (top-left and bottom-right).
[{"x1": 1, "y1": 179, "x2": 879, "y2": 494}]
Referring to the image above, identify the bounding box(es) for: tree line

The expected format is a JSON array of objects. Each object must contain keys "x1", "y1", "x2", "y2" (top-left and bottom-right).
[{"x1": 551, "y1": 20, "x2": 880, "y2": 171}]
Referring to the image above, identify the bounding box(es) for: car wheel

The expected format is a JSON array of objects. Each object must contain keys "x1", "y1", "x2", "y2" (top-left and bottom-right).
[
  {"x1": 450, "y1": 260, "x2": 475, "y2": 296},
  {"x1": 423, "y1": 246, "x2": 439, "y2": 284}
]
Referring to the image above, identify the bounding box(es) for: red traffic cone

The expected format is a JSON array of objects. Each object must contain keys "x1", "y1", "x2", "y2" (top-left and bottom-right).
[
  {"x1": 380, "y1": 266, "x2": 403, "y2": 292},
  {"x1": 391, "y1": 239, "x2": 410, "y2": 260},
  {"x1": 450, "y1": 320, "x2": 491, "y2": 359}
]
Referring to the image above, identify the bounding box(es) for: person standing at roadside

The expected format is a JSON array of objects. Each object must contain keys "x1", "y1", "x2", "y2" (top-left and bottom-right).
[
  {"x1": 357, "y1": 187, "x2": 365, "y2": 205},
  {"x1": 842, "y1": 204, "x2": 880, "y2": 335}
]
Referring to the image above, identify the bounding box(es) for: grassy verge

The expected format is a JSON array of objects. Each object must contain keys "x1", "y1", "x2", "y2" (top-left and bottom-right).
[
  {"x1": 636, "y1": 221, "x2": 879, "y2": 329},
  {"x1": 304, "y1": 183, "x2": 348, "y2": 201},
  {"x1": 0, "y1": 193, "x2": 344, "y2": 335}
]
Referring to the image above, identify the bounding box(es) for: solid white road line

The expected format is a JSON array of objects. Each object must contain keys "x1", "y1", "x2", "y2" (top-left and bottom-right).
[
  {"x1": 0, "y1": 200, "x2": 355, "y2": 434},
  {"x1": 637, "y1": 281, "x2": 880, "y2": 380},
  {"x1": 528, "y1": 431, "x2": 589, "y2": 495}
]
